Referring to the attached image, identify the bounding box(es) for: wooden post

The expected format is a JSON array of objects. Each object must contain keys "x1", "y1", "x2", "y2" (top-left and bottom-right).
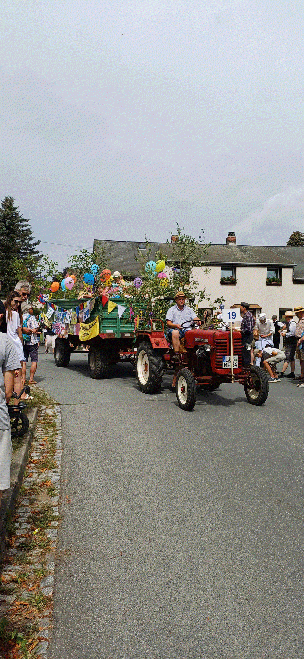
[{"x1": 230, "y1": 322, "x2": 235, "y2": 383}]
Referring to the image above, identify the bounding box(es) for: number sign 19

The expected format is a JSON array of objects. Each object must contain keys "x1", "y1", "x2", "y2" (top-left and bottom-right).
[{"x1": 221, "y1": 308, "x2": 241, "y2": 323}]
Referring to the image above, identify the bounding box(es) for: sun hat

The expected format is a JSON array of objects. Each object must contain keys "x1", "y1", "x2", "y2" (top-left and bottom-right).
[
  {"x1": 284, "y1": 310, "x2": 294, "y2": 317},
  {"x1": 113, "y1": 271, "x2": 121, "y2": 278},
  {"x1": 294, "y1": 306, "x2": 304, "y2": 314},
  {"x1": 175, "y1": 291, "x2": 186, "y2": 299},
  {"x1": 259, "y1": 313, "x2": 266, "y2": 319}
]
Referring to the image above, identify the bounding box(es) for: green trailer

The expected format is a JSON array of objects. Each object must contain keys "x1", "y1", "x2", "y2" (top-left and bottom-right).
[{"x1": 50, "y1": 296, "x2": 143, "y2": 378}]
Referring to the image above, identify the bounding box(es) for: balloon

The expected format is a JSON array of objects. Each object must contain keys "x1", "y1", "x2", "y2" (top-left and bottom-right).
[
  {"x1": 61, "y1": 279, "x2": 66, "y2": 291},
  {"x1": 91, "y1": 264, "x2": 99, "y2": 275},
  {"x1": 50, "y1": 282, "x2": 60, "y2": 293},
  {"x1": 65, "y1": 276, "x2": 75, "y2": 290},
  {"x1": 156, "y1": 259, "x2": 166, "y2": 273},
  {"x1": 100, "y1": 269, "x2": 111, "y2": 282},
  {"x1": 134, "y1": 277, "x2": 143, "y2": 288},
  {"x1": 83, "y1": 273, "x2": 94, "y2": 285},
  {"x1": 160, "y1": 278, "x2": 169, "y2": 288},
  {"x1": 157, "y1": 272, "x2": 167, "y2": 279},
  {"x1": 145, "y1": 261, "x2": 157, "y2": 276},
  {"x1": 71, "y1": 274, "x2": 77, "y2": 283}
]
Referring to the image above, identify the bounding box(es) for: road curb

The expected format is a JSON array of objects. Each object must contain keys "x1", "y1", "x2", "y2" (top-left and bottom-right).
[{"x1": 0, "y1": 408, "x2": 38, "y2": 557}]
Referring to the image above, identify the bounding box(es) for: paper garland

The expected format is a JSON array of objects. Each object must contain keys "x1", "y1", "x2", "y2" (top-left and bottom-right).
[{"x1": 108, "y1": 301, "x2": 117, "y2": 314}]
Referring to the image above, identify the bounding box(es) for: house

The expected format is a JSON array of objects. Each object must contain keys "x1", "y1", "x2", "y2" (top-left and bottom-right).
[{"x1": 93, "y1": 234, "x2": 304, "y2": 319}]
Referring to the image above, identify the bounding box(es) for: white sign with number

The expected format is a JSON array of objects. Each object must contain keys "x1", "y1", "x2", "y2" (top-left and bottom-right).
[{"x1": 221, "y1": 308, "x2": 241, "y2": 323}]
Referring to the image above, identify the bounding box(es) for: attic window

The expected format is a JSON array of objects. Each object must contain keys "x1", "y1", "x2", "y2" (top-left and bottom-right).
[{"x1": 138, "y1": 244, "x2": 146, "y2": 251}]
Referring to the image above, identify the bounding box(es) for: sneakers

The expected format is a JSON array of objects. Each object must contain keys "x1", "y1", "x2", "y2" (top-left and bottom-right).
[
  {"x1": 269, "y1": 377, "x2": 281, "y2": 382},
  {"x1": 286, "y1": 372, "x2": 295, "y2": 379}
]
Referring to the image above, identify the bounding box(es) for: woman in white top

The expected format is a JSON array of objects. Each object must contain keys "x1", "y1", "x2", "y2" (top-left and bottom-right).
[{"x1": 5, "y1": 291, "x2": 25, "y2": 397}]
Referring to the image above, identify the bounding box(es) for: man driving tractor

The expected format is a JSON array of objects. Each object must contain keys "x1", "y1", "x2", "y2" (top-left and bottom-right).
[{"x1": 166, "y1": 291, "x2": 201, "y2": 353}]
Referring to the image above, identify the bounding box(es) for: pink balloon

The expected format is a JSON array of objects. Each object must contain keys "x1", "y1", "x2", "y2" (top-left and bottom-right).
[
  {"x1": 157, "y1": 272, "x2": 168, "y2": 279},
  {"x1": 65, "y1": 276, "x2": 75, "y2": 290}
]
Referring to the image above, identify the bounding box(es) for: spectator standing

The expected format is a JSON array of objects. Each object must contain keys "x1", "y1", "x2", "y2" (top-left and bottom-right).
[
  {"x1": 15, "y1": 281, "x2": 31, "y2": 314},
  {"x1": 5, "y1": 292, "x2": 25, "y2": 397},
  {"x1": 294, "y1": 306, "x2": 304, "y2": 386},
  {"x1": 255, "y1": 313, "x2": 274, "y2": 348},
  {"x1": 280, "y1": 311, "x2": 297, "y2": 379},
  {"x1": 22, "y1": 304, "x2": 40, "y2": 385},
  {"x1": 0, "y1": 333, "x2": 21, "y2": 503},
  {"x1": 0, "y1": 280, "x2": 7, "y2": 333},
  {"x1": 240, "y1": 302, "x2": 255, "y2": 366},
  {"x1": 272, "y1": 315, "x2": 283, "y2": 349}
]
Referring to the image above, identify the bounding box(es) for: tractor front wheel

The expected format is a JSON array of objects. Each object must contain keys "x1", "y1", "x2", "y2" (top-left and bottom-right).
[
  {"x1": 176, "y1": 368, "x2": 197, "y2": 411},
  {"x1": 136, "y1": 343, "x2": 163, "y2": 393},
  {"x1": 244, "y1": 365, "x2": 269, "y2": 406}
]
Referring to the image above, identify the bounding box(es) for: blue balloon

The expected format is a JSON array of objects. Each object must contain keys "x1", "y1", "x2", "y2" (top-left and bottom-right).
[
  {"x1": 145, "y1": 261, "x2": 157, "y2": 275},
  {"x1": 61, "y1": 278, "x2": 66, "y2": 291},
  {"x1": 83, "y1": 272, "x2": 94, "y2": 285},
  {"x1": 91, "y1": 264, "x2": 99, "y2": 275}
]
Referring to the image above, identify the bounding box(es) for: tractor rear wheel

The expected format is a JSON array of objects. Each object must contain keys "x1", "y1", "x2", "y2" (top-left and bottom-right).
[
  {"x1": 88, "y1": 346, "x2": 110, "y2": 379},
  {"x1": 136, "y1": 342, "x2": 163, "y2": 393},
  {"x1": 176, "y1": 368, "x2": 196, "y2": 411},
  {"x1": 244, "y1": 365, "x2": 269, "y2": 405},
  {"x1": 54, "y1": 339, "x2": 70, "y2": 367}
]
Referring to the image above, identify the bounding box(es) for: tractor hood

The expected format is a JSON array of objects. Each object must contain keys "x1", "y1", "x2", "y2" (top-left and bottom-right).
[{"x1": 184, "y1": 328, "x2": 242, "y2": 349}]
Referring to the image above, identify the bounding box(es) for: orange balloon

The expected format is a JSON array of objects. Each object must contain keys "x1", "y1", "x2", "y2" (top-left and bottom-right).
[
  {"x1": 50, "y1": 281, "x2": 60, "y2": 292},
  {"x1": 100, "y1": 269, "x2": 111, "y2": 282},
  {"x1": 71, "y1": 274, "x2": 77, "y2": 283}
]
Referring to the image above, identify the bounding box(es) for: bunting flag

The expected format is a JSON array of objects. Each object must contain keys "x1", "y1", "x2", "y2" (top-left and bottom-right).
[
  {"x1": 102, "y1": 295, "x2": 109, "y2": 307},
  {"x1": 117, "y1": 304, "x2": 126, "y2": 319},
  {"x1": 108, "y1": 300, "x2": 117, "y2": 314},
  {"x1": 79, "y1": 317, "x2": 99, "y2": 342}
]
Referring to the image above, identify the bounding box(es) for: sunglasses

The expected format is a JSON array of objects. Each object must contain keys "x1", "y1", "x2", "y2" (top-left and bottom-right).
[{"x1": 13, "y1": 299, "x2": 21, "y2": 304}]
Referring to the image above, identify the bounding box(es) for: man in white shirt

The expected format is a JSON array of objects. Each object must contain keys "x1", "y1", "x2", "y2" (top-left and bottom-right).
[{"x1": 166, "y1": 291, "x2": 201, "y2": 353}]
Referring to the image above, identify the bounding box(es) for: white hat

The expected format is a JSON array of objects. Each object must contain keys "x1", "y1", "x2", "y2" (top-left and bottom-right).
[
  {"x1": 259, "y1": 313, "x2": 266, "y2": 320},
  {"x1": 113, "y1": 271, "x2": 121, "y2": 278}
]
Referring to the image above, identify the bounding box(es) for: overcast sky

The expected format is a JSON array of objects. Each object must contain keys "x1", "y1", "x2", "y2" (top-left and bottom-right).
[{"x1": 1, "y1": 0, "x2": 303, "y2": 265}]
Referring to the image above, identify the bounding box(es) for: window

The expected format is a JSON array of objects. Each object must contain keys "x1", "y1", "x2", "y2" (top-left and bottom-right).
[
  {"x1": 266, "y1": 267, "x2": 281, "y2": 285},
  {"x1": 220, "y1": 266, "x2": 236, "y2": 284}
]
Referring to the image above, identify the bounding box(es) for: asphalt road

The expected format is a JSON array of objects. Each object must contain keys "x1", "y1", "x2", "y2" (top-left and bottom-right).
[{"x1": 36, "y1": 350, "x2": 304, "y2": 659}]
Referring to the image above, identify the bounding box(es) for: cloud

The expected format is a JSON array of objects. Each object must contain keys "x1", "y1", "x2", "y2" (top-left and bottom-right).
[{"x1": 232, "y1": 186, "x2": 304, "y2": 245}]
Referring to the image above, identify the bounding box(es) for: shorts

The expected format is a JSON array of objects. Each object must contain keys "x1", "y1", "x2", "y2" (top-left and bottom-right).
[
  {"x1": 23, "y1": 343, "x2": 39, "y2": 363},
  {"x1": 0, "y1": 428, "x2": 12, "y2": 490},
  {"x1": 284, "y1": 342, "x2": 296, "y2": 363},
  {"x1": 167, "y1": 328, "x2": 187, "y2": 342},
  {"x1": 265, "y1": 350, "x2": 285, "y2": 366}
]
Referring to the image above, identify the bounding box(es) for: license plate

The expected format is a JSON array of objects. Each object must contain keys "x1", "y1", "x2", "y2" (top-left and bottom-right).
[{"x1": 222, "y1": 356, "x2": 238, "y2": 368}]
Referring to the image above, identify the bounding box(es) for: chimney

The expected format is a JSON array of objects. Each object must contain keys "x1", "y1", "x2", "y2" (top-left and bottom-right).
[
  {"x1": 171, "y1": 235, "x2": 179, "y2": 243},
  {"x1": 226, "y1": 231, "x2": 236, "y2": 245}
]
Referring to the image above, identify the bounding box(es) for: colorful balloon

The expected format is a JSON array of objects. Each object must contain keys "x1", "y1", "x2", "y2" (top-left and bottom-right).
[
  {"x1": 61, "y1": 279, "x2": 66, "y2": 291},
  {"x1": 100, "y1": 269, "x2": 112, "y2": 282},
  {"x1": 157, "y1": 272, "x2": 167, "y2": 279},
  {"x1": 91, "y1": 264, "x2": 99, "y2": 275},
  {"x1": 134, "y1": 277, "x2": 143, "y2": 288},
  {"x1": 70, "y1": 274, "x2": 77, "y2": 283},
  {"x1": 50, "y1": 282, "x2": 60, "y2": 293},
  {"x1": 83, "y1": 273, "x2": 94, "y2": 285},
  {"x1": 145, "y1": 261, "x2": 157, "y2": 275},
  {"x1": 156, "y1": 259, "x2": 166, "y2": 273},
  {"x1": 65, "y1": 276, "x2": 75, "y2": 290}
]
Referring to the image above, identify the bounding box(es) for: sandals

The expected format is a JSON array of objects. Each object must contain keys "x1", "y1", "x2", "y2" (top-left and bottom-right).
[{"x1": 28, "y1": 380, "x2": 37, "y2": 385}]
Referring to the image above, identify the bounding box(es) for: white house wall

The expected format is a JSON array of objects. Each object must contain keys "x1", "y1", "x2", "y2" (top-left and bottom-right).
[{"x1": 192, "y1": 265, "x2": 304, "y2": 317}]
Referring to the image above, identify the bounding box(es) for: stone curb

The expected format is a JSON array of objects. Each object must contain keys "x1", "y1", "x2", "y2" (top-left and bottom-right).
[{"x1": 0, "y1": 408, "x2": 38, "y2": 558}]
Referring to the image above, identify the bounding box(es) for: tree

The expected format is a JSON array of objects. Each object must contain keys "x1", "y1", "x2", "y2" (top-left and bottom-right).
[
  {"x1": 287, "y1": 231, "x2": 304, "y2": 246},
  {"x1": 0, "y1": 197, "x2": 41, "y2": 295}
]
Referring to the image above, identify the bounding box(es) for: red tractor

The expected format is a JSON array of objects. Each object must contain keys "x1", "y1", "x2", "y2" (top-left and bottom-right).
[{"x1": 135, "y1": 321, "x2": 269, "y2": 411}]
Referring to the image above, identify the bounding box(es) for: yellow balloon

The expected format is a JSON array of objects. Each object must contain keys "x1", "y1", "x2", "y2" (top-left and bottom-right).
[
  {"x1": 156, "y1": 260, "x2": 166, "y2": 273},
  {"x1": 160, "y1": 278, "x2": 168, "y2": 288}
]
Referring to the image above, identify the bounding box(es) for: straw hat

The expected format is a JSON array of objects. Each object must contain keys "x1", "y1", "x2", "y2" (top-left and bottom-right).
[
  {"x1": 294, "y1": 306, "x2": 304, "y2": 314},
  {"x1": 284, "y1": 310, "x2": 294, "y2": 317},
  {"x1": 175, "y1": 291, "x2": 186, "y2": 299}
]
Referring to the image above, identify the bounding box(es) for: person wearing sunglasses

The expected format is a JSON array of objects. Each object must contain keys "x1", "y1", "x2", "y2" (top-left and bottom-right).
[{"x1": 4, "y1": 292, "x2": 25, "y2": 397}]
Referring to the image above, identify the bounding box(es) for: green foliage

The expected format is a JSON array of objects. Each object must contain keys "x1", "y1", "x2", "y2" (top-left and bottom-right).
[
  {"x1": 68, "y1": 248, "x2": 105, "y2": 281},
  {"x1": 287, "y1": 231, "x2": 304, "y2": 246},
  {"x1": 0, "y1": 197, "x2": 41, "y2": 295},
  {"x1": 130, "y1": 224, "x2": 222, "y2": 324}
]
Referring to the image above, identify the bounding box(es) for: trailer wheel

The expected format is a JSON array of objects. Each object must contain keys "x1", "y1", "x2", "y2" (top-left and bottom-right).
[
  {"x1": 136, "y1": 342, "x2": 163, "y2": 393},
  {"x1": 244, "y1": 365, "x2": 269, "y2": 406},
  {"x1": 54, "y1": 338, "x2": 70, "y2": 367},
  {"x1": 176, "y1": 368, "x2": 196, "y2": 411},
  {"x1": 88, "y1": 346, "x2": 110, "y2": 379}
]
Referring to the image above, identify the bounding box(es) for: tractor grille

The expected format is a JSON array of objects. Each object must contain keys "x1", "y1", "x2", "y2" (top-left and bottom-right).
[
  {"x1": 215, "y1": 337, "x2": 229, "y2": 368},
  {"x1": 215, "y1": 335, "x2": 243, "y2": 368}
]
